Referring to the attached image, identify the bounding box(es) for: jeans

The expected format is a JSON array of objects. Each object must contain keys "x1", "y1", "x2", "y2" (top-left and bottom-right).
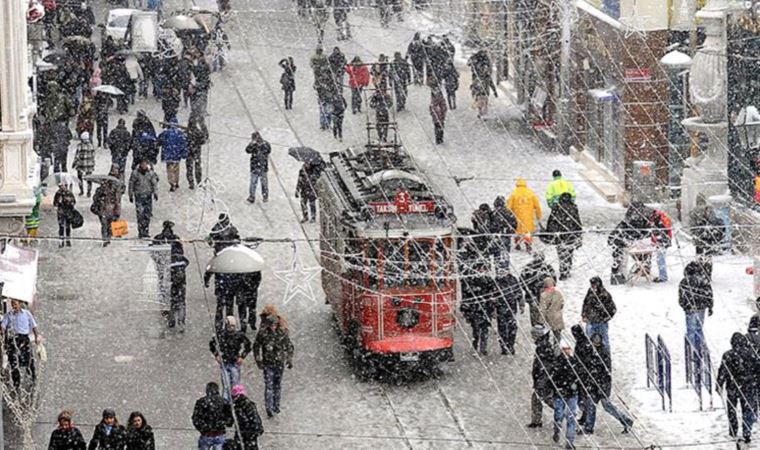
[
  {"x1": 727, "y1": 388, "x2": 756, "y2": 440},
  {"x1": 99, "y1": 215, "x2": 114, "y2": 242},
  {"x1": 496, "y1": 309, "x2": 517, "y2": 351},
  {"x1": 583, "y1": 397, "x2": 632, "y2": 432},
  {"x1": 249, "y1": 171, "x2": 268, "y2": 201},
  {"x1": 685, "y1": 310, "x2": 706, "y2": 354},
  {"x1": 6, "y1": 335, "x2": 35, "y2": 389},
  {"x1": 53, "y1": 152, "x2": 68, "y2": 174},
  {"x1": 169, "y1": 284, "x2": 186, "y2": 327},
  {"x1": 319, "y1": 101, "x2": 332, "y2": 129},
  {"x1": 220, "y1": 362, "x2": 241, "y2": 401},
  {"x1": 656, "y1": 247, "x2": 668, "y2": 281},
  {"x1": 96, "y1": 117, "x2": 109, "y2": 147},
  {"x1": 586, "y1": 322, "x2": 610, "y2": 352},
  {"x1": 57, "y1": 213, "x2": 71, "y2": 245},
  {"x1": 557, "y1": 245, "x2": 575, "y2": 279},
  {"x1": 198, "y1": 435, "x2": 226, "y2": 450},
  {"x1": 350, "y1": 87, "x2": 363, "y2": 113},
  {"x1": 553, "y1": 395, "x2": 578, "y2": 446},
  {"x1": 333, "y1": 112, "x2": 344, "y2": 139},
  {"x1": 433, "y1": 122, "x2": 444, "y2": 144},
  {"x1": 264, "y1": 366, "x2": 284, "y2": 414},
  {"x1": 135, "y1": 194, "x2": 154, "y2": 238},
  {"x1": 238, "y1": 291, "x2": 258, "y2": 333},
  {"x1": 284, "y1": 89, "x2": 294, "y2": 109},
  {"x1": 468, "y1": 318, "x2": 489, "y2": 353},
  {"x1": 186, "y1": 151, "x2": 203, "y2": 187}
]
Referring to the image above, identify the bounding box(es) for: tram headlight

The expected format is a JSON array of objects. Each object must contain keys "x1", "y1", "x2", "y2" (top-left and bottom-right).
[{"x1": 396, "y1": 308, "x2": 420, "y2": 329}]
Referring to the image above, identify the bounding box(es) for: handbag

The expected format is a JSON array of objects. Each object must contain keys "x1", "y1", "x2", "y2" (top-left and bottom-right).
[
  {"x1": 111, "y1": 220, "x2": 128, "y2": 237},
  {"x1": 68, "y1": 209, "x2": 84, "y2": 229}
]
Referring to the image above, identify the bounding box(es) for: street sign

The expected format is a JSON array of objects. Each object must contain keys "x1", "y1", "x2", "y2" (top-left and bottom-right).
[
  {"x1": 368, "y1": 191, "x2": 436, "y2": 214},
  {"x1": 625, "y1": 68, "x2": 652, "y2": 81}
]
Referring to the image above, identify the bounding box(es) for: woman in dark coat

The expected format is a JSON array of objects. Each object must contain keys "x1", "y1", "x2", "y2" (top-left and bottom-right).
[
  {"x1": 460, "y1": 262, "x2": 496, "y2": 355},
  {"x1": 48, "y1": 410, "x2": 87, "y2": 450},
  {"x1": 91, "y1": 177, "x2": 123, "y2": 247},
  {"x1": 429, "y1": 85, "x2": 448, "y2": 144},
  {"x1": 230, "y1": 385, "x2": 264, "y2": 450},
  {"x1": 125, "y1": 411, "x2": 155, "y2": 450},
  {"x1": 88, "y1": 409, "x2": 127, "y2": 450},
  {"x1": 279, "y1": 57, "x2": 296, "y2": 110},
  {"x1": 295, "y1": 162, "x2": 322, "y2": 223},
  {"x1": 545, "y1": 192, "x2": 582, "y2": 280}
]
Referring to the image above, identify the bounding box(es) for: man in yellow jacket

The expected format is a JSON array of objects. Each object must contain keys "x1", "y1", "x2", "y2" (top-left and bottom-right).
[
  {"x1": 545, "y1": 169, "x2": 576, "y2": 208},
  {"x1": 507, "y1": 178, "x2": 542, "y2": 251}
]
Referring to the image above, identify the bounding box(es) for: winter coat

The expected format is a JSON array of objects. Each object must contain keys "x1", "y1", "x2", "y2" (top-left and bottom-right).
[
  {"x1": 296, "y1": 165, "x2": 322, "y2": 200},
  {"x1": 76, "y1": 104, "x2": 95, "y2": 136},
  {"x1": 91, "y1": 182, "x2": 122, "y2": 218},
  {"x1": 108, "y1": 125, "x2": 132, "y2": 161},
  {"x1": 48, "y1": 427, "x2": 87, "y2": 450},
  {"x1": 519, "y1": 258, "x2": 556, "y2": 302},
  {"x1": 532, "y1": 332, "x2": 555, "y2": 399},
  {"x1": 87, "y1": 423, "x2": 127, "y2": 450},
  {"x1": 551, "y1": 352, "x2": 580, "y2": 398},
  {"x1": 607, "y1": 203, "x2": 652, "y2": 248},
  {"x1": 538, "y1": 279, "x2": 564, "y2": 331},
  {"x1": 192, "y1": 59, "x2": 212, "y2": 92},
  {"x1": 581, "y1": 286, "x2": 616, "y2": 324},
  {"x1": 93, "y1": 93, "x2": 113, "y2": 122},
  {"x1": 494, "y1": 273, "x2": 524, "y2": 317},
  {"x1": 544, "y1": 193, "x2": 582, "y2": 248},
  {"x1": 280, "y1": 65, "x2": 296, "y2": 92},
  {"x1": 407, "y1": 39, "x2": 425, "y2": 65},
  {"x1": 40, "y1": 82, "x2": 75, "y2": 123},
  {"x1": 186, "y1": 120, "x2": 208, "y2": 157},
  {"x1": 231, "y1": 395, "x2": 264, "y2": 444},
  {"x1": 545, "y1": 176, "x2": 576, "y2": 208},
  {"x1": 429, "y1": 90, "x2": 448, "y2": 125},
  {"x1": 208, "y1": 216, "x2": 240, "y2": 254},
  {"x1": 51, "y1": 121, "x2": 72, "y2": 159},
  {"x1": 125, "y1": 421, "x2": 154, "y2": 450},
  {"x1": 192, "y1": 389, "x2": 232, "y2": 435},
  {"x1": 246, "y1": 140, "x2": 271, "y2": 173},
  {"x1": 132, "y1": 115, "x2": 156, "y2": 139},
  {"x1": 391, "y1": 58, "x2": 411, "y2": 89},
  {"x1": 54, "y1": 189, "x2": 76, "y2": 215},
  {"x1": 492, "y1": 197, "x2": 518, "y2": 238},
  {"x1": 72, "y1": 142, "x2": 96, "y2": 174},
  {"x1": 210, "y1": 329, "x2": 252, "y2": 365},
  {"x1": 128, "y1": 167, "x2": 159, "y2": 200},
  {"x1": 158, "y1": 126, "x2": 188, "y2": 162},
  {"x1": 443, "y1": 63, "x2": 459, "y2": 91},
  {"x1": 460, "y1": 271, "x2": 496, "y2": 326},
  {"x1": 572, "y1": 325, "x2": 611, "y2": 402},
  {"x1": 678, "y1": 261, "x2": 713, "y2": 313},
  {"x1": 717, "y1": 333, "x2": 754, "y2": 398},
  {"x1": 507, "y1": 178, "x2": 541, "y2": 235},
  {"x1": 329, "y1": 51, "x2": 347, "y2": 78},
  {"x1": 369, "y1": 91, "x2": 393, "y2": 117},
  {"x1": 152, "y1": 228, "x2": 184, "y2": 257},
  {"x1": 131, "y1": 132, "x2": 159, "y2": 166},
  {"x1": 345, "y1": 64, "x2": 370, "y2": 89},
  {"x1": 253, "y1": 325, "x2": 294, "y2": 368},
  {"x1": 689, "y1": 199, "x2": 725, "y2": 254},
  {"x1": 650, "y1": 209, "x2": 673, "y2": 248}
]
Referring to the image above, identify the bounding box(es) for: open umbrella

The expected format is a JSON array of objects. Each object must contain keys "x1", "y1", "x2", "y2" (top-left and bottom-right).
[
  {"x1": 84, "y1": 174, "x2": 122, "y2": 185},
  {"x1": 163, "y1": 15, "x2": 201, "y2": 31},
  {"x1": 92, "y1": 85, "x2": 125, "y2": 96},
  {"x1": 42, "y1": 51, "x2": 69, "y2": 65},
  {"x1": 288, "y1": 147, "x2": 324, "y2": 165},
  {"x1": 44, "y1": 171, "x2": 77, "y2": 187},
  {"x1": 206, "y1": 245, "x2": 266, "y2": 274}
]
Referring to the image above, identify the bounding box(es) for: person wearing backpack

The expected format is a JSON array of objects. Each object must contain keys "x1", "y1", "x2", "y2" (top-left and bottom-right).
[
  {"x1": 581, "y1": 277, "x2": 616, "y2": 351},
  {"x1": 650, "y1": 208, "x2": 672, "y2": 282}
]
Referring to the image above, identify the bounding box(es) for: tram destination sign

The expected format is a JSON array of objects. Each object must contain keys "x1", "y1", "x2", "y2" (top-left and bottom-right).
[{"x1": 368, "y1": 191, "x2": 436, "y2": 214}]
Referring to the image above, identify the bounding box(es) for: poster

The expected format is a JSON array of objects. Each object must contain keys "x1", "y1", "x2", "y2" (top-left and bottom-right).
[{"x1": 0, "y1": 244, "x2": 39, "y2": 304}]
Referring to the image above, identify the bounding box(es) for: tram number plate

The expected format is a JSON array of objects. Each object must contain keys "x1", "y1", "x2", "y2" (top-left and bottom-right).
[{"x1": 400, "y1": 352, "x2": 419, "y2": 362}]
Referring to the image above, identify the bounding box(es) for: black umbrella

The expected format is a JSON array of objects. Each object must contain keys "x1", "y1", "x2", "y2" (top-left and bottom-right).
[
  {"x1": 42, "y1": 51, "x2": 70, "y2": 65},
  {"x1": 288, "y1": 147, "x2": 324, "y2": 165}
]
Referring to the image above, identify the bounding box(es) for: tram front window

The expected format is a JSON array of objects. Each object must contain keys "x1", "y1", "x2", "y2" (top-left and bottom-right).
[{"x1": 382, "y1": 239, "x2": 432, "y2": 289}]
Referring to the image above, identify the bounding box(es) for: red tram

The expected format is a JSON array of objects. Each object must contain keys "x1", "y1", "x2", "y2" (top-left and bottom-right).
[{"x1": 317, "y1": 145, "x2": 458, "y2": 373}]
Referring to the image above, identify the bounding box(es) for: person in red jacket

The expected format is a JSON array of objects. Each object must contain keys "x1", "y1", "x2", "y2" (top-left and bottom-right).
[
  {"x1": 344, "y1": 56, "x2": 369, "y2": 114},
  {"x1": 650, "y1": 208, "x2": 672, "y2": 282}
]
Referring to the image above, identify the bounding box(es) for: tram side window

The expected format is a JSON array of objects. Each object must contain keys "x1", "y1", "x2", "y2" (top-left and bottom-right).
[
  {"x1": 383, "y1": 240, "x2": 406, "y2": 289},
  {"x1": 407, "y1": 240, "x2": 431, "y2": 287},
  {"x1": 382, "y1": 239, "x2": 432, "y2": 289},
  {"x1": 434, "y1": 238, "x2": 452, "y2": 286},
  {"x1": 367, "y1": 241, "x2": 380, "y2": 290}
]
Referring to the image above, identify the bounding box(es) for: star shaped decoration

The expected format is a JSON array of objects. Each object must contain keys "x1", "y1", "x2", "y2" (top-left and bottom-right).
[{"x1": 273, "y1": 254, "x2": 321, "y2": 305}]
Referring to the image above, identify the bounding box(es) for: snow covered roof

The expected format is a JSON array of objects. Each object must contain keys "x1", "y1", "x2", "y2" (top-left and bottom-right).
[{"x1": 660, "y1": 50, "x2": 692, "y2": 69}]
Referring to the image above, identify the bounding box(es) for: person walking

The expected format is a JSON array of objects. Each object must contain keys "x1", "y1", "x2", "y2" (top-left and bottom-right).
[
  {"x1": 253, "y1": 306, "x2": 294, "y2": 418},
  {"x1": 545, "y1": 169, "x2": 576, "y2": 208},
  {"x1": 689, "y1": 193, "x2": 725, "y2": 256},
  {"x1": 538, "y1": 277, "x2": 564, "y2": 342},
  {"x1": 279, "y1": 58, "x2": 296, "y2": 110},
  {"x1": 91, "y1": 175, "x2": 122, "y2": 247},
  {"x1": 210, "y1": 316, "x2": 252, "y2": 401},
  {"x1": 331, "y1": 91, "x2": 347, "y2": 141},
  {"x1": 296, "y1": 162, "x2": 321, "y2": 223},
  {"x1": 88, "y1": 409, "x2": 127, "y2": 450},
  {"x1": 345, "y1": 56, "x2": 369, "y2": 114},
  {"x1": 717, "y1": 332, "x2": 755, "y2": 442},
  {"x1": 429, "y1": 85, "x2": 447, "y2": 144},
  {"x1": 443, "y1": 62, "x2": 459, "y2": 109},
  {"x1": 238, "y1": 271, "x2": 262, "y2": 333},
  {"x1": 650, "y1": 207, "x2": 673, "y2": 283},
  {"x1": 391, "y1": 52, "x2": 411, "y2": 111},
  {"x1": 679, "y1": 260, "x2": 714, "y2": 355},
  {"x1": 544, "y1": 192, "x2": 583, "y2": 280},
  {"x1": 245, "y1": 132, "x2": 271, "y2": 204},
  {"x1": 407, "y1": 32, "x2": 425, "y2": 85},
  {"x1": 72, "y1": 132, "x2": 95, "y2": 197},
  {"x1": 168, "y1": 253, "x2": 189, "y2": 331},
  {"x1": 93, "y1": 92, "x2": 112, "y2": 149},
  {"x1": 48, "y1": 410, "x2": 87, "y2": 450},
  {"x1": 527, "y1": 325, "x2": 556, "y2": 428},
  {"x1": 607, "y1": 202, "x2": 653, "y2": 285},
  {"x1": 1, "y1": 299, "x2": 40, "y2": 389},
  {"x1": 470, "y1": 78, "x2": 488, "y2": 118},
  {"x1": 75, "y1": 97, "x2": 95, "y2": 138},
  {"x1": 520, "y1": 252, "x2": 557, "y2": 327},
  {"x1": 328, "y1": 47, "x2": 347, "y2": 92},
  {"x1": 369, "y1": 88, "x2": 393, "y2": 142},
  {"x1": 129, "y1": 160, "x2": 159, "y2": 239},
  {"x1": 491, "y1": 195, "x2": 517, "y2": 268},
  {"x1": 311, "y1": 0, "x2": 329, "y2": 44},
  {"x1": 125, "y1": 411, "x2": 155, "y2": 450},
  {"x1": 52, "y1": 120, "x2": 72, "y2": 174},
  {"x1": 186, "y1": 115, "x2": 208, "y2": 190},
  {"x1": 230, "y1": 385, "x2": 265, "y2": 448},
  {"x1": 460, "y1": 261, "x2": 496, "y2": 355},
  {"x1": 108, "y1": 119, "x2": 132, "y2": 180},
  {"x1": 551, "y1": 341, "x2": 580, "y2": 450},
  {"x1": 581, "y1": 277, "x2": 616, "y2": 351},
  {"x1": 158, "y1": 118, "x2": 188, "y2": 192},
  {"x1": 494, "y1": 267, "x2": 524, "y2": 355},
  {"x1": 333, "y1": 0, "x2": 351, "y2": 40},
  {"x1": 507, "y1": 178, "x2": 542, "y2": 251},
  {"x1": 192, "y1": 382, "x2": 232, "y2": 450},
  {"x1": 54, "y1": 181, "x2": 77, "y2": 248}
]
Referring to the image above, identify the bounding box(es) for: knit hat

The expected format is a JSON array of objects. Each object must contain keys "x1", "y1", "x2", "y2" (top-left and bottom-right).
[
  {"x1": 102, "y1": 409, "x2": 116, "y2": 419},
  {"x1": 231, "y1": 384, "x2": 246, "y2": 398}
]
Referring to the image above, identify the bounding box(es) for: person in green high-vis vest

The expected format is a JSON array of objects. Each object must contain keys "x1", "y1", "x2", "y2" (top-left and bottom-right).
[
  {"x1": 545, "y1": 169, "x2": 576, "y2": 209},
  {"x1": 24, "y1": 189, "x2": 42, "y2": 246}
]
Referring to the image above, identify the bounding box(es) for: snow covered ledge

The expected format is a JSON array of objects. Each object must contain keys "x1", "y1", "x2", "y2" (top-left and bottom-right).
[{"x1": 570, "y1": 145, "x2": 625, "y2": 203}]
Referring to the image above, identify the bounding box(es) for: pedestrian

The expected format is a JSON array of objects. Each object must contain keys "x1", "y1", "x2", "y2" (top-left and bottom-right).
[
  {"x1": 551, "y1": 341, "x2": 580, "y2": 450},
  {"x1": 52, "y1": 120, "x2": 72, "y2": 174},
  {"x1": 48, "y1": 410, "x2": 87, "y2": 450},
  {"x1": 507, "y1": 178, "x2": 542, "y2": 251},
  {"x1": 75, "y1": 97, "x2": 95, "y2": 138},
  {"x1": 679, "y1": 260, "x2": 714, "y2": 354},
  {"x1": 186, "y1": 114, "x2": 208, "y2": 190},
  {"x1": 544, "y1": 192, "x2": 583, "y2": 280},
  {"x1": 333, "y1": 0, "x2": 351, "y2": 40},
  {"x1": 650, "y1": 208, "x2": 673, "y2": 283},
  {"x1": 210, "y1": 316, "x2": 252, "y2": 401},
  {"x1": 391, "y1": 52, "x2": 411, "y2": 111},
  {"x1": 158, "y1": 118, "x2": 188, "y2": 192},
  {"x1": 527, "y1": 325, "x2": 556, "y2": 428},
  {"x1": 93, "y1": 92, "x2": 113, "y2": 149},
  {"x1": 471, "y1": 78, "x2": 488, "y2": 118},
  {"x1": 230, "y1": 385, "x2": 265, "y2": 448},
  {"x1": 238, "y1": 271, "x2": 262, "y2": 333},
  {"x1": 429, "y1": 85, "x2": 447, "y2": 144},
  {"x1": 128, "y1": 159, "x2": 159, "y2": 238},
  {"x1": 279, "y1": 57, "x2": 296, "y2": 110},
  {"x1": 152, "y1": 220, "x2": 182, "y2": 305},
  {"x1": 107, "y1": 119, "x2": 130, "y2": 179},
  {"x1": 580, "y1": 276, "x2": 616, "y2": 351},
  {"x1": 470, "y1": 203, "x2": 495, "y2": 257},
  {"x1": 88, "y1": 409, "x2": 127, "y2": 450},
  {"x1": 573, "y1": 327, "x2": 633, "y2": 435},
  {"x1": 253, "y1": 305, "x2": 294, "y2": 418},
  {"x1": 491, "y1": 195, "x2": 517, "y2": 268},
  {"x1": 545, "y1": 169, "x2": 577, "y2": 208},
  {"x1": 460, "y1": 261, "x2": 496, "y2": 355},
  {"x1": 717, "y1": 332, "x2": 755, "y2": 442},
  {"x1": 193, "y1": 382, "x2": 232, "y2": 450},
  {"x1": 345, "y1": 56, "x2": 369, "y2": 114},
  {"x1": 689, "y1": 193, "x2": 725, "y2": 256},
  {"x1": 331, "y1": 92, "x2": 347, "y2": 141},
  {"x1": 295, "y1": 162, "x2": 322, "y2": 223},
  {"x1": 467, "y1": 49, "x2": 497, "y2": 97},
  {"x1": 443, "y1": 62, "x2": 459, "y2": 109},
  {"x1": 494, "y1": 266, "x2": 524, "y2": 355},
  {"x1": 371, "y1": 54, "x2": 390, "y2": 90},
  {"x1": 90, "y1": 174, "x2": 122, "y2": 247},
  {"x1": 208, "y1": 213, "x2": 241, "y2": 254},
  {"x1": 369, "y1": 88, "x2": 393, "y2": 142},
  {"x1": 54, "y1": 181, "x2": 77, "y2": 248},
  {"x1": 161, "y1": 82, "x2": 181, "y2": 123},
  {"x1": 125, "y1": 411, "x2": 155, "y2": 450},
  {"x1": 311, "y1": 0, "x2": 329, "y2": 44},
  {"x1": 1, "y1": 299, "x2": 40, "y2": 389},
  {"x1": 407, "y1": 32, "x2": 425, "y2": 85},
  {"x1": 190, "y1": 51, "x2": 212, "y2": 118},
  {"x1": 520, "y1": 252, "x2": 557, "y2": 327},
  {"x1": 168, "y1": 253, "x2": 189, "y2": 331},
  {"x1": 607, "y1": 202, "x2": 653, "y2": 285},
  {"x1": 315, "y1": 81, "x2": 335, "y2": 131},
  {"x1": 24, "y1": 189, "x2": 41, "y2": 246},
  {"x1": 328, "y1": 47, "x2": 347, "y2": 92},
  {"x1": 538, "y1": 277, "x2": 565, "y2": 342},
  {"x1": 72, "y1": 131, "x2": 95, "y2": 197},
  {"x1": 245, "y1": 132, "x2": 271, "y2": 204}
]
